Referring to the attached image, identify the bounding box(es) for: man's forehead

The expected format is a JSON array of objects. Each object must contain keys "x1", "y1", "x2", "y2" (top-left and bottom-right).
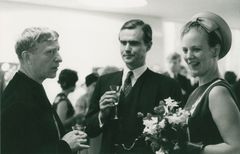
[
  {"x1": 38, "y1": 40, "x2": 59, "y2": 46},
  {"x1": 119, "y1": 27, "x2": 144, "y2": 41},
  {"x1": 36, "y1": 40, "x2": 60, "y2": 50}
]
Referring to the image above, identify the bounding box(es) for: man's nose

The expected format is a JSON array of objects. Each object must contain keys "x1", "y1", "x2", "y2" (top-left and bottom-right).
[
  {"x1": 55, "y1": 52, "x2": 62, "y2": 63},
  {"x1": 125, "y1": 43, "x2": 131, "y2": 52}
]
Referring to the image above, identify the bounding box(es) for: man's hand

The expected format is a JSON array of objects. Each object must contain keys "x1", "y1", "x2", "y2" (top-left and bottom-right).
[
  {"x1": 99, "y1": 91, "x2": 117, "y2": 123},
  {"x1": 62, "y1": 130, "x2": 89, "y2": 152}
]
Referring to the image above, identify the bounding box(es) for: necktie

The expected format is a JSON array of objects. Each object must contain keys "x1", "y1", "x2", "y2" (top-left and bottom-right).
[{"x1": 123, "y1": 71, "x2": 133, "y2": 97}]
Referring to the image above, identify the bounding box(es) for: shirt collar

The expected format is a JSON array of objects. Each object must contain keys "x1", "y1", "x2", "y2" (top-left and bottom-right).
[{"x1": 122, "y1": 64, "x2": 147, "y2": 85}]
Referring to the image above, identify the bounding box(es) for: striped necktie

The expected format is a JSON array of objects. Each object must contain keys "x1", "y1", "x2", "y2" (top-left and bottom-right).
[{"x1": 123, "y1": 71, "x2": 133, "y2": 97}]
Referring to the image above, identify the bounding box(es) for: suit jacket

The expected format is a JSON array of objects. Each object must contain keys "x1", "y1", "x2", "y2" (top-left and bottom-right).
[
  {"x1": 1, "y1": 71, "x2": 72, "y2": 154},
  {"x1": 163, "y1": 72, "x2": 195, "y2": 107},
  {"x1": 86, "y1": 69, "x2": 182, "y2": 154}
]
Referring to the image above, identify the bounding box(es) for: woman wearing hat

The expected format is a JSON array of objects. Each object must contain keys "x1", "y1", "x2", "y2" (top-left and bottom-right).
[{"x1": 179, "y1": 12, "x2": 240, "y2": 154}]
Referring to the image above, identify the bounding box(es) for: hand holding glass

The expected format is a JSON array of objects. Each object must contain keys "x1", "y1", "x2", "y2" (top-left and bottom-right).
[
  {"x1": 109, "y1": 85, "x2": 121, "y2": 119},
  {"x1": 71, "y1": 124, "x2": 89, "y2": 153},
  {"x1": 72, "y1": 123, "x2": 86, "y2": 132}
]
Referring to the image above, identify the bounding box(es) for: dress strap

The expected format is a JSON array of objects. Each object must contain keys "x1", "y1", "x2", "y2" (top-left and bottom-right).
[
  {"x1": 187, "y1": 79, "x2": 222, "y2": 142},
  {"x1": 189, "y1": 79, "x2": 222, "y2": 115}
]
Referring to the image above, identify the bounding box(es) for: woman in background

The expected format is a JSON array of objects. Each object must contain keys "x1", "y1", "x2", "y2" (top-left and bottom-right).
[
  {"x1": 180, "y1": 12, "x2": 240, "y2": 154},
  {"x1": 53, "y1": 69, "x2": 81, "y2": 132}
]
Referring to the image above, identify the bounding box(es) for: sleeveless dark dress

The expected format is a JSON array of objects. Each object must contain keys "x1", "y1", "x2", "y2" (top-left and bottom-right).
[
  {"x1": 184, "y1": 78, "x2": 239, "y2": 146},
  {"x1": 53, "y1": 93, "x2": 75, "y2": 131}
]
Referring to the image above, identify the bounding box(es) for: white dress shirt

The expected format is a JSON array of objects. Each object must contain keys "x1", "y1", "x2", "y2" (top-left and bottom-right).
[{"x1": 122, "y1": 64, "x2": 147, "y2": 87}]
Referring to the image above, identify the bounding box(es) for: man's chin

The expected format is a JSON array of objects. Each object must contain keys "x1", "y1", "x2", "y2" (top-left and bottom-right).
[
  {"x1": 124, "y1": 59, "x2": 134, "y2": 65},
  {"x1": 48, "y1": 73, "x2": 57, "y2": 79}
]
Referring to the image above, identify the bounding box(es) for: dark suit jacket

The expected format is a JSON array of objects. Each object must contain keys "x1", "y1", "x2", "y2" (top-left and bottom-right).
[
  {"x1": 86, "y1": 69, "x2": 182, "y2": 154},
  {"x1": 163, "y1": 72, "x2": 195, "y2": 107},
  {"x1": 1, "y1": 71, "x2": 72, "y2": 154}
]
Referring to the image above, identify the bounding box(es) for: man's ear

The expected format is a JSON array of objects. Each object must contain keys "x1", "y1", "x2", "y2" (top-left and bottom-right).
[
  {"x1": 210, "y1": 44, "x2": 221, "y2": 58},
  {"x1": 21, "y1": 51, "x2": 31, "y2": 64},
  {"x1": 146, "y1": 41, "x2": 152, "y2": 52}
]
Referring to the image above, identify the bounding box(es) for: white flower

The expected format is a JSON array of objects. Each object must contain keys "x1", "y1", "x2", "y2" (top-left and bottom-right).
[
  {"x1": 164, "y1": 97, "x2": 179, "y2": 110},
  {"x1": 143, "y1": 117, "x2": 158, "y2": 135},
  {"x1": 166, "y1": 110, "x2": 190, "y2": 125},
  {"x1": 158, "y1": 119, "x2": 166, "y2": 129},
  {"x1": 143, "y1": 123, "x2": 157, "y2": 135},
  {"x1": 178, "y1": 111, "x2": 190, "y2": 124},
  {"x1": 167, "y1": 114, "x2": 181, "y2": 124},
  {"x1": 163, "y1": 105, "x2": 169, "y2": 115},
  {"x1": 155, "y1": 148, "x2": 166, "y2": 154},
  {"x1": 141, "y1": 97, "x2": 190, "y2": 153},
  {"x1": 143, "y1": 117, "x2": 158, "y2": 127}
]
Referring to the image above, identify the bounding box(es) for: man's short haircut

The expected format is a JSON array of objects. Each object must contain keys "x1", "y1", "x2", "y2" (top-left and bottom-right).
[
  {"x1": 120, "y1": 19, "x2": 152, "y2": 44},
  {"x1": 15, "y1": 27, "x2": 59, "y2": 59},
  {"x1": 167, "y1": 52, "x2": 181, "y2": 62}
]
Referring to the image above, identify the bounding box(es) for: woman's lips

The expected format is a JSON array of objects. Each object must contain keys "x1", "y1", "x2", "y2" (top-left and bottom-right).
[
  {"x1": 188, "y1": 61, "x2": 200, "y2": 68},
  {"x1": 124, "y1": 55, "x2": 134, "y2": 58}
]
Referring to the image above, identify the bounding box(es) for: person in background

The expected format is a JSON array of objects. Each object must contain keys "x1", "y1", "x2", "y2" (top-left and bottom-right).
[
  {"x1": 1, "y1": 27, "x2": 88, "y2": 154},
  {"x1": 224, "y1": 71, "x2": 240, "y2": 106},
  {"x1": 224, "y1": 71, "x2": 237, "y2": 86},
  {"x1": 179, "y1": 12, "x2": 240, "y2": 154},
  {"x1": 75, "y1": 73, "x2": 99, "y2": 154},
  {"x1": 179, "y1": 65, "x2": 188, "y2": 77},
  {"x1": 233, "y1": 79, "x2": 240, "y2": 104},
  {"x1": 164, "y1": 52, "x2": 194, "y2": 106},
  {"x1": 85, "y1": 19, "x2": 182, "y2": 154},
  {"x1": 98, "y1": 65, "x2": 121, "y2": 76},
  {"x1": 180, "y1": 65, "x2": 199, "y2": 90},
  {"x1": 53, "y1": 69, "x2": 81, "y2": 132},
  {"x1": 87, "y1": 67, "x2": 120, "y2": 154},
  {"x1": 78, "y1": 67, "x2": 120, "y2": 154},
  {"x1": 75, "y1": 73, "x2": 99, "y2": 117}
]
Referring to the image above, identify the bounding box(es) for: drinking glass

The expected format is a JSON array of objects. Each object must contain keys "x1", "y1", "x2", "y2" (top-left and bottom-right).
[
  {"x1": 72, "y1": 123, "x2": 86, "y2": 131},
  {"x1": 109, "y1": 85, "x2": 121, "y2": 119},
  {"x1": 72, "y1": 124, "x2": 87, "y2": 154}
]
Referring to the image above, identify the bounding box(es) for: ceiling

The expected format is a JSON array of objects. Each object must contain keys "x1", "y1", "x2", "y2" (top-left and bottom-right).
[{"x1": 2, "y1": 0, "x2": 240, "y2": 28}]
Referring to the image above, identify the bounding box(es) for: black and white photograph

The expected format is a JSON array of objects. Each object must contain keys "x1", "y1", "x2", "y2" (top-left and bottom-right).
[{"x1": 1, "y1": 0, "x2": 240, "y2": 154}]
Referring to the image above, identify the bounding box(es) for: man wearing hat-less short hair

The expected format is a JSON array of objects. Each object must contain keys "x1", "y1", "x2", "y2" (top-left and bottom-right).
[
  {"x1": 85, "y1": 19, "x2": 182, "y2": 154},
  {"x1": 1, "y1": 27, "x2": 88, "y2": 154}
]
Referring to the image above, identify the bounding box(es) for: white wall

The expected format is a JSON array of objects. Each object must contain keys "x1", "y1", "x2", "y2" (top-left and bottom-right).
[
  {"x1": 1, "y1": 2, "x2": 240, "y2": 104},
  {"x1": 0, "y1": 2, "x2": 165, "y2": 103}
]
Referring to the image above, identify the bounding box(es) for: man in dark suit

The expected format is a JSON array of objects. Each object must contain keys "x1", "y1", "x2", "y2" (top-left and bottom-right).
[
  {"x1": 164, "y1": 52, "x2": 195, "y2": 107},
  {"x1": 86, "y1": 19, "x2": 182, "y2": 154},
  {"x1": 1, "y1": 27, "x2": 88, "y2": 154}
]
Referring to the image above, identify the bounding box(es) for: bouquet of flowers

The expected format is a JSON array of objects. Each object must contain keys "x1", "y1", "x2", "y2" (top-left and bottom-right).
[{"x1": 141, "y1": 97, "x2": 190, "y2": 154}]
